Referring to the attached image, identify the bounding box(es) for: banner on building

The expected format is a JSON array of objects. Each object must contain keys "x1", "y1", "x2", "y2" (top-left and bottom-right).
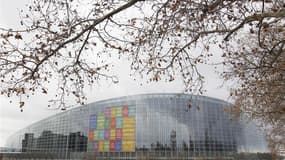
[{"x1": 88, "y1": 105, "x2": 136, "y2": 152}]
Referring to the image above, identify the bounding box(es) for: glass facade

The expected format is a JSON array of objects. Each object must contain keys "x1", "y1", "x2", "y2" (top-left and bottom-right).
[{"x1": 5, "y1": 93, "x2": 269, "y2": 159}]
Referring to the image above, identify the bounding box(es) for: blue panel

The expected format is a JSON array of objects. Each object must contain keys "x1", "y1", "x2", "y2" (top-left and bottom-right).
[
  {"x1": 90, "y1": 114, "x2": 97, "y2": 120},
  {"x1": 99, "y1": 130, "x2": 104, "y2": 140},
  {"x1": 115, "y1": 140, "x2": 122, "y2": 151},
  {"x1": 89, "y1": 114, "x2": 97, "y2": 130},
  {"x1": 116, "y1": 117, "x2": 122, "y2": 128}
]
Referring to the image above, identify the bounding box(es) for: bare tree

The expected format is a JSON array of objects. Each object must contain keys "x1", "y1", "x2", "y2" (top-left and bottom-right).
[
  {"x1": 0, "y1": 0, "x2": 284, "y2": 152},
  {"x1": 221, "y1": 1, "x2": 285, "y2": 154}
]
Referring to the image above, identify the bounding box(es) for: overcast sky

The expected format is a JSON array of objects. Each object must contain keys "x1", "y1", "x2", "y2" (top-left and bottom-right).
[{"x1": 0, "y1": 0, "x2": 230, "y2": 147}]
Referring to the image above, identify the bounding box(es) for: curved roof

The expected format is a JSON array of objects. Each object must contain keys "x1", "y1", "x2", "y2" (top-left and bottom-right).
[{"x1": 8, "y1": 93, "x2": 230, "y2": 141}]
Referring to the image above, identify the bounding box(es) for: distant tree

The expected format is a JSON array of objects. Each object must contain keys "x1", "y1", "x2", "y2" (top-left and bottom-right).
[{"x1": 0, "y1": 0, "x2": 284, "y2": 153}]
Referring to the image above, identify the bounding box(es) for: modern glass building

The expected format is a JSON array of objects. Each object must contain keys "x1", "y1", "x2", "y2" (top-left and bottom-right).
[{"x1": 5, "y1": 93, "x2": 269, "y2": 159}]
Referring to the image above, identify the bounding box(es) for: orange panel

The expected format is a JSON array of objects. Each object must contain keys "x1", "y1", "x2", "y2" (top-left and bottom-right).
[{"x1": 89, "y1": 130, "x2": 94, "y2": 141}]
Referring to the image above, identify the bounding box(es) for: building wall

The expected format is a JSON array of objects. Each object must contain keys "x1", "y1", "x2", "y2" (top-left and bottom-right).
[{"x1": 5, "y1": 93, "x2": 269, "y2": 159}]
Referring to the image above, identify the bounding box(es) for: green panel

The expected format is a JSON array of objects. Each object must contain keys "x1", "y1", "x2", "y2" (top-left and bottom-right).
[
  {"x1": 104, "y1": 141, "x2": 110, "y2": 152},
  {"x1": 94, "y1": 130, "x2": 99, "y2": 140},
  {"x1": 97, "y1": 119, "x2": 105, "y2": 129},
  {"x1": 98, "y1": 113, "x2": 105, "y2": 120},
  {"x1": 116, "y1": 107, "x2": 122, "y2": 117},
  {"x1": 105, "y1": 119, "x2": 110, "y2": 128},
  {"x1": 88, "y1": 142, "x2": 93, "y2": 151}
]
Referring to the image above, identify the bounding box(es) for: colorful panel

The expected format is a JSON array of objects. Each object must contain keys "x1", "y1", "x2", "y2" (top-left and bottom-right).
[
  {"x1": 88, "y1": 142, "x2": 93, "y2": 151},
  {"x1": 97, "y1": 120, "x2": 104, "y2": 129},
  {"x1": 123, "y1": 106, "x2": 128, "y2": 117},
  {"x1": 110, "y1": 118, "x2": 116, "y2": 128},
  {"x1": 105, "y1": 119, "x2": 110, "y2": 128},
  {"x1": 99, "y1": 130, "x2": 104, "y2": 140},
  {"x1": 116, "y1": 107, "x2": 122, "y2": 117},
  {"x1": 115, "y1": 128, "x2": 122, "y2": 140},
  {"x1": 94, "y1": 130, "x2": 99, "y2": 140},
  {"x1": 98, "y1": 113, "x2": 105, "y2": 119},
  {"x1": 116, "y1": 140, "x2": 122, "y2": 151},
  {"x1": 122, "y1": 140, "x2": 135, "y2": 152},
  {"x1": 89, "y1": 130, "x2": 94, "y2": 141},
  {"x1": 90, "y1": 114, "x2": 97, "y2": 120},
  {"x1": 104, "y1": 108, "x2": 110, "y2": 118},
  {"x1": 122, "y1": 128, "x2": 135, "y2": 140},
  {"x1": 98, "y1": 141, "x2": 104, "y2": 152},
  {"x1": 123, "y1": 117, "x2": 135, "y2": 125},
  {"x1": 94, "y1": 141, "x2": 98, "y2": 152},
  {"x1": 104, "y1": 129, "x2": 110, "y2": 140},
  {"x1": 104, "y1": 141, "x2": 110, "y2": 151},
  {"x1": 110, "y1": 129, "x2": 116, "y2": 140},
  {"x1": 122, "y1": 128, "x2": 135, "y2": 134},
  {"x1": 111, "y1": 107, "x2": 116, "y2": 117},
  {"x1": 88, "y1": 105, "x2": 136, "y2": 152},
  {"x1": 89, "y1": 114, "x2": 97, "y2": 130},
  {"x1": 110, "y1": 140, "x2": 115, "y2": 151}
]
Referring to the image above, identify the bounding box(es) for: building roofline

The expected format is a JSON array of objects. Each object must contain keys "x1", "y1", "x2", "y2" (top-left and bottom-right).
[{"x1": 7, "y1": 93, "x2": 230, "y2": 141}]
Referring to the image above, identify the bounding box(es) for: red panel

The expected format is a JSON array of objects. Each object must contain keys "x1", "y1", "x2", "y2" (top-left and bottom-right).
[
  {"x1": 110, "y1": 140, "x2": 115, "y2": 152},
  {"x1": 110, "y1": 118, "x2": 116, "y2": 128},
  {"x1": 123, "y1": 106, "x2": 128, "y2": 117},
  {"x1": 116, "y1": 128, "x2": 122, "y2": 140}
]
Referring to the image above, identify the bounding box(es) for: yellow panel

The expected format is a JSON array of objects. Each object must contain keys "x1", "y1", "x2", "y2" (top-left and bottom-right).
[
  {"x1": 111, "y1": 107, "x2": 116, "y2": 117},
  {"x1": 110, "y1": 129, "x2": 116, "y2": 140},
  {"x1": 122, "y1": 134, "x2": 135, "y2": 139},
  {"x1": 122, "y1": 128, "x2": 135, "y2": 140},
  {"x1": 123, "y1": 121, "x2": 135, "y2": 125},
  {"x1": 122, "y1": 136, "x2": 135, "y2": 141},
  {"x1": 122, "y1": 128, "x2": 135, "y2": 134},
  {"x1": 122, "y1": 117, "x2": 135, "y2": 141},
  {"x1": 122, "y1": 132, "x2": 135, "y2": 136},
  {"x1": 98, "y1": 141, "x2": 104, "y2": 152},
  {"x1": 123, "y1": 124, "x2": 135, "y2": 129},
  {"x1": 122, "y1": 140, "x2": 135, "y2": 152},
  {"x1": 123, "y1": 117, "x2": 135, "y2": 124}
]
